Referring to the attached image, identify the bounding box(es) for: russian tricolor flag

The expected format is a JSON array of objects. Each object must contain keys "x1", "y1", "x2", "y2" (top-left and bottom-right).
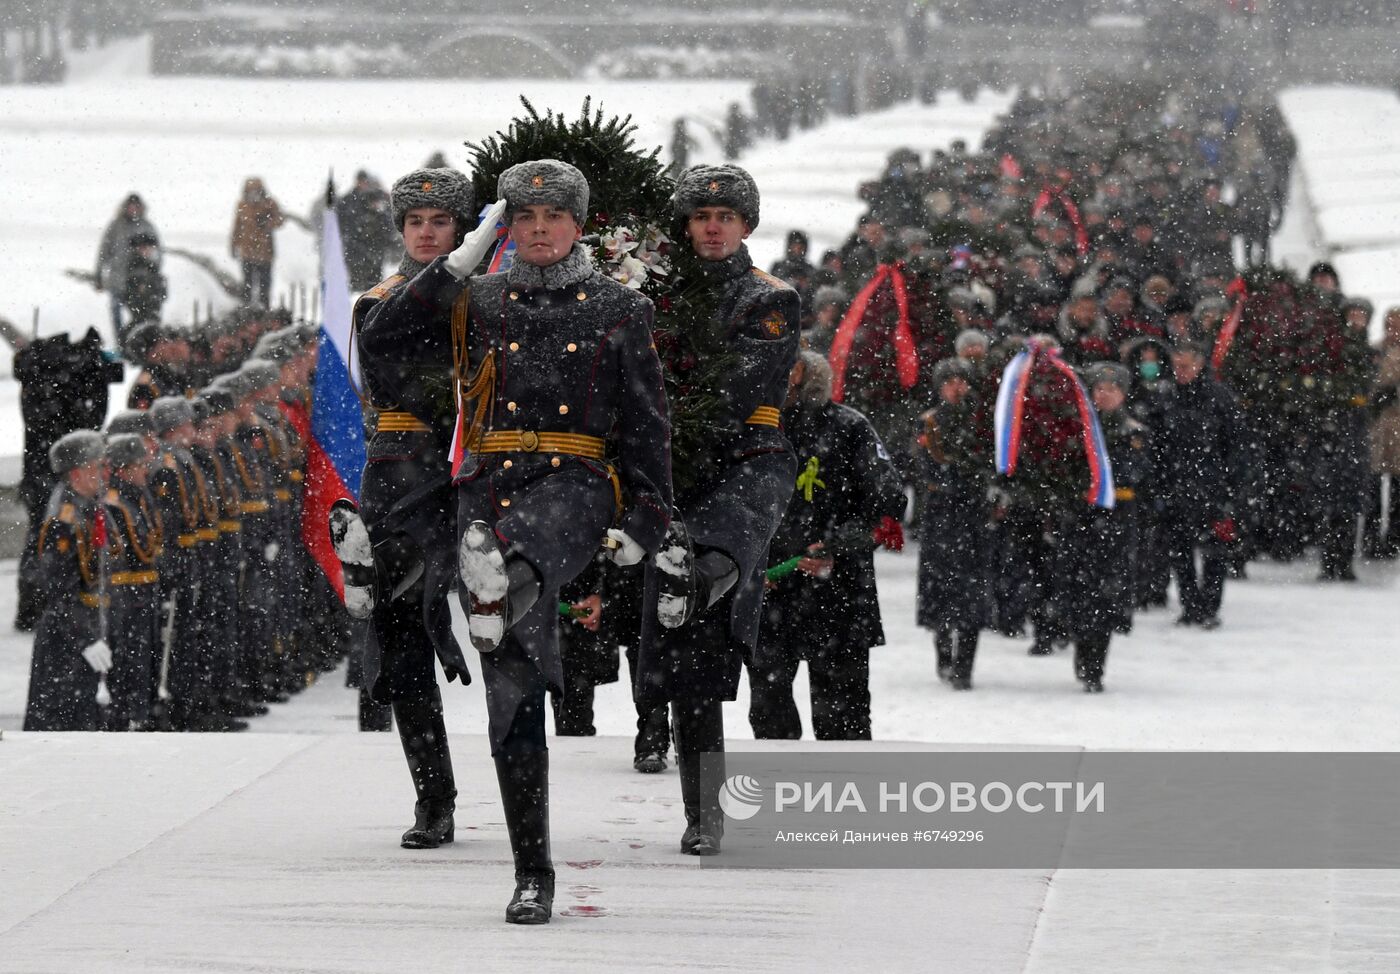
[{"x1": 297, "y1": 182, "x2": 366, "y2": 600}]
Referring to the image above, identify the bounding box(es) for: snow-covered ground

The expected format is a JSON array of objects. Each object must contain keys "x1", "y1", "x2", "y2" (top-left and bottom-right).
[{"x1": 3, "y1": 77, "x2": 1400, "y2": 972}]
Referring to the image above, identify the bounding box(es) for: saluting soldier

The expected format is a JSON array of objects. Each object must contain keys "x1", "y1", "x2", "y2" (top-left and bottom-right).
[
  {"x1": 103, "y1": 432, "x2": 164, "y2": 729},
  {"x1": 636, "y1": 164, "x2": 800, "y2": 856},
  {"x1": 360, "y1": 159, "x2": 672, "y2": 925},
  {"x1": 332, "y1": 168, "x2": 490, "y2": 847},
  {"x1": 23, "y1": 431, "x2": 116, "y2": 732}
]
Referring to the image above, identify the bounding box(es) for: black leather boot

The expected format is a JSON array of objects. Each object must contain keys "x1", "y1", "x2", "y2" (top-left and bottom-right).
[
  {"x1": 393, "y1": 694, "x2": 456, "y2": 849},
  {"x1": 674, "y1": 699, "x2": 724, "y2": 855},
  {"x1": 495, "y1": 749, "x2": 553, "y2": 924}
]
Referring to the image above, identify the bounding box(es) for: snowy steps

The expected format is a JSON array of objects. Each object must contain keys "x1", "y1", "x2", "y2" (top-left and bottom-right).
[{"x1": 5, "y1": 732, "x2": 1400, "y2": 972}]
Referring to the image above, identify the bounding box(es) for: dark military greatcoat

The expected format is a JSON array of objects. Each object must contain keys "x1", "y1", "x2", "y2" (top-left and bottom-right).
[
  {"x1": 362, "y1": 243, "x2": 672, "y2": 748},
  {"x1": 635, "y1": 244, "x2": 800, "y2": 710}
]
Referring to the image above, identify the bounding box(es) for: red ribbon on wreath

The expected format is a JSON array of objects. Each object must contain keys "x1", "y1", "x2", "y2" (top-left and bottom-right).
[
  {"x1": 829, "y1": 262, "x2": 920, "y2": 403},
  {"x1": 1211, "y1": 276, "x2": 1249, "y2": 375},
  {"x1": 1031, "y1": 183, "x2": 1089, "y2": 257}
]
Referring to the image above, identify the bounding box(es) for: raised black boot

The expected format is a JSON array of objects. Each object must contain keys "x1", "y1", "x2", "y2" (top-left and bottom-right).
[
  {"x1": 459, "y1": 521, "x2": 541, "y2": 653},
  {"x1": 655, "y1": 520, "x2": 738, "y2": 630},
  {"x1": 329, "y1": 500, "x2": 377, "y2": 620},
  {"x1": 393, "y1": 693, "x2": 456, "y2": 849},
  {"x1": 495, "y1": 749, "x2": 553, "y2": 924}
]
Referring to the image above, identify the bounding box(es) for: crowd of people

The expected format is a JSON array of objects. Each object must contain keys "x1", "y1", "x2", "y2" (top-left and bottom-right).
[
  {"x1": 745, "y1": 77, "x2": 1393, "y2": 702},
  {"x1": 19, "y1": 71, "x2": 1400, "y2": 926}
]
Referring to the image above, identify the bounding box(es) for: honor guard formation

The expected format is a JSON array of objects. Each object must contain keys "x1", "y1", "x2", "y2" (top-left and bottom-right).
[{"x1": 18, "y1": 75, "x2": 1400, "y2": 926}]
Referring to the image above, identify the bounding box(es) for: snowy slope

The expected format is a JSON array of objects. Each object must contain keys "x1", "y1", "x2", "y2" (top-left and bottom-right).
[{"x1": 1279, "y1": 86, "x2": 1400, "y2": 334}]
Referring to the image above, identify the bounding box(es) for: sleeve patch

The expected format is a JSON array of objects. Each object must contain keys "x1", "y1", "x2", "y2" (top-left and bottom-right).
[{"x1": 762, "y1": 311, "x2": 786, "y2": 338}]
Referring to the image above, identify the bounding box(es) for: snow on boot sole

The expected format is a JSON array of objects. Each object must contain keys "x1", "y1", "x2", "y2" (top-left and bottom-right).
[
  {"x1": 328, "y1": 500, "x2": 375, "y2": 620},
  {"x1": 459, "y1": 521, "x2": 509, "y2": 653},
  {"x1": 654, "y1": 523, "x2": 695, "y2": 630}
]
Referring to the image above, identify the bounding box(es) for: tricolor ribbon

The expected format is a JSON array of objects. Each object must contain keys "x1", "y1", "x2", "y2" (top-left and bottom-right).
[
  {"x1": 481, "y1": 203, "x2": 515, "y2": 274},
  {"x1": 993, "y1": 342, "x2": 1115, "y2": 509},
  {"x1": 828, "y1": 262, "x2": 920, "y2": 403}
]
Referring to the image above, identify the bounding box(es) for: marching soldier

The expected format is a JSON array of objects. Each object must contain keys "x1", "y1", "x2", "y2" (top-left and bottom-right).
[
  {"x1": 359, "y1": 159, "x2": 673, "y2": 925},
  {"x1": 23, "y1": 431, "x2": 115, "y2": 732},
  {"x1": 636, "y1": 164, "x2": 800, "y2": 855},
  {"x1": 333, "y1": 168, "x2": 487, "y2": 848}
]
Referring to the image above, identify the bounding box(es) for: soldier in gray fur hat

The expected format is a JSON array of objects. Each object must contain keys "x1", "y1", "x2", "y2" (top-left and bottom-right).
[
  {"x1": 671, "y1": 163, "x2": 760, "y2": 235},
  {"x1": 642, "y1": 161, "x2": 798, "y2": 858},
  {"x1": 104, "y1": 430, "x2": 165, "y2": 729},
  {"x1": 325, "y1": 168, "x2": 505, "y2": 865},
  {"x1": 23, "y1": 429, "x2": 112, "y2": 731},
  {"x1": 357, "y1": 154, "x2": 671, "y2": 925}
]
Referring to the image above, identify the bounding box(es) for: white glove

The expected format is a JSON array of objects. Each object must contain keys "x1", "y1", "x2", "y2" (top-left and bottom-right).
[
  {"x1": 444, "y1": 199, "x2": 507, "y2": 280},
  {"x1": 82, "y1": 640, "x2": 113, "y2": 674},
  {"x1": 606, "y1": 529, "x2": 646, "y2": 567},
  {"x1": 264, "y1": 542, "x2": 280, "y2": 563}
]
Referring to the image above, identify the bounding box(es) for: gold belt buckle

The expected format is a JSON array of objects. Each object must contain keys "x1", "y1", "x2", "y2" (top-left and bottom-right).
[{"x1": 519, "y1": 431, "x2": 540, "y2": 452}]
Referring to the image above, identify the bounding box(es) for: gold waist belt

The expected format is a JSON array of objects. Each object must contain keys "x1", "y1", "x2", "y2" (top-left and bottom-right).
[
  {"x1": 219, "y1": 520, "x2": 242, "y2": 533},
  {"x1": 196, "y1": 528, "x2": 218, "y2": 541},
  {"x1": 377, "y1": 411, "x2": 431, "y2": 433},
  {"x1": 273, "y1": 488, "x2": 292, "y2": 502},
  {"x1": 79, "y1": 592, "x2": 112, "y2": 608},
  {"x1": 177, "y1": 533, "x2": 198, "y2": 548},
  {"x1": 241, "y1": 500, "x2": 270, "y2": 515},
  {"x1": 477, "y1": 430, "x2": 607, "y2": 460},
  {"x1": 111, "y1": 569, "x2": 159, "y2": 586},
  {"x1": 1115, "y1": 488, "x2": 1136, "y2": 502},
  {"x1": 746, "y1": 406, "x2": 780, "y2": 427}
]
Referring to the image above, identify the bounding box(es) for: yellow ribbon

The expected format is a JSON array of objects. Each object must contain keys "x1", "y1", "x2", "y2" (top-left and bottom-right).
[{"x1": 796, "y1": 456, "x2": 825, "y2": 503}]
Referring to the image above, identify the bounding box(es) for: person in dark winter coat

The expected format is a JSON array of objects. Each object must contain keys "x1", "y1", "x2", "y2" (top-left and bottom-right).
[
  {"x1": 915, "y1": 357, "x2": 992, "y2": 690},
  {"x1": 749, "y1": 349, "x2": 904, "y2": 739},
  {"x1": 1058, "y1": 363, "x2": 1151, "y2": 691},
  {"x1": 336, "y1": 171, "x2": 397, "y2": 291},
  {"x1": 121, "y1": 232, "x2": 167, "y2": 327},
  {"x1": 636, "y1": 164, "x2": 799, "y2": 859},
  {"x1": 23, "y1": 431, "x2": 115, "y2": 731},
  {"x1": 1155, "y1": 341, "x2": 1242, "y2": 628},
  {"x1": 95, "y1": 193, "x2": 160, "y2": 339},
  {"x1": 1123, "y1": 336, "x2": 1173, "y2": 608},
  {"x1": 13, "y1": 329, "x2": 120, "y2": 631},
  {"x1": 334, "y1": 168, "x2": 484, "y2": 854}
]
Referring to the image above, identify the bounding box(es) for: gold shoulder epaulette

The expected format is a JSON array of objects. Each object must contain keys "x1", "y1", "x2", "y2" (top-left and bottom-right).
[
  {"x1": 57, "y1": 502, "x2": 76, "y2": 524},
  {"x1": 363, "y1": 274, "x2": 406, "y2": 302},
  {"x1": 750, "y1": 267, "x2": 789, "y2": 289}
]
